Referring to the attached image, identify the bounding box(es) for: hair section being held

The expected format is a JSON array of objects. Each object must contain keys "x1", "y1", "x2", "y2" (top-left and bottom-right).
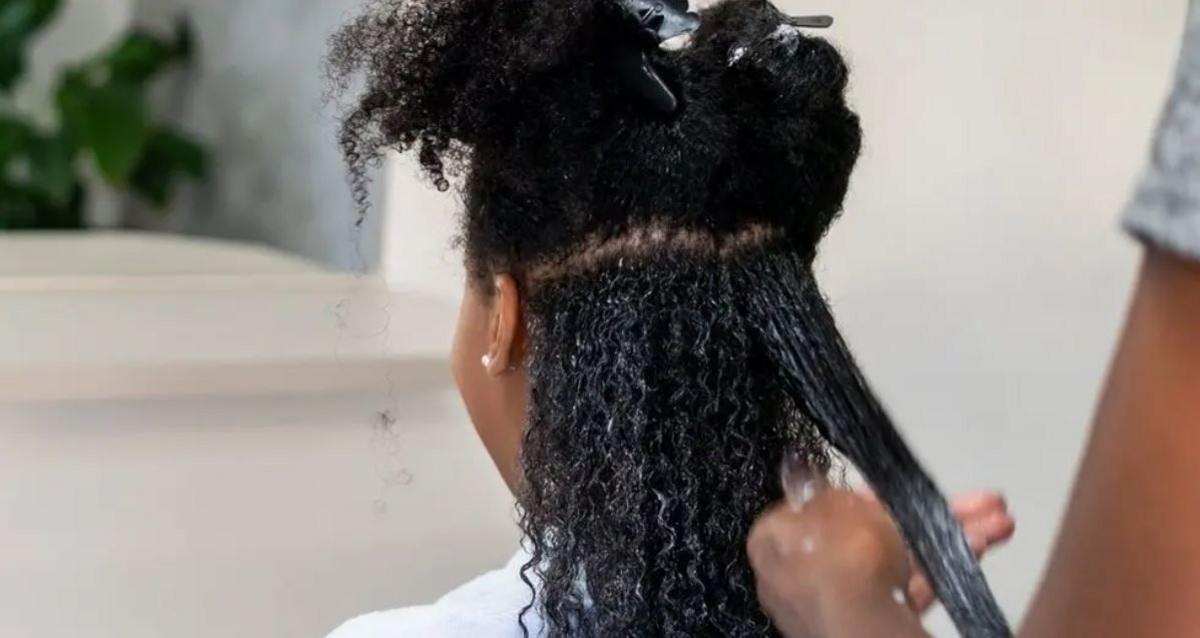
[{"x1": 736, "y1": 251, "x2": 1012, "y2": 637}]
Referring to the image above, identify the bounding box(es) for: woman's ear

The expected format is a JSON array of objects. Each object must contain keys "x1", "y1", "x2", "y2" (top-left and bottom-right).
[{"x1": 483, "y1": 274, "x2": 526, "y2": 376}]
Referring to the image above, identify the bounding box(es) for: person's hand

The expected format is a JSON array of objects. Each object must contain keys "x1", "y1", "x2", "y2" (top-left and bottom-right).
[
  {"x1": 862, "y1": 489, "x2": 1015, "y2": 614},
  {"x1": 747, "y1": 482, "x2": 1014, "y2": 637},
  {"x1": 748, "y1": 488, "x2": 921, "y2": 638}
]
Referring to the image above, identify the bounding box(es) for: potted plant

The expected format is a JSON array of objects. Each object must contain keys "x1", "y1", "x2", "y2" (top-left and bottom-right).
[{"x1": 0, "y1": 0, "x2": 208, "y2": 229}]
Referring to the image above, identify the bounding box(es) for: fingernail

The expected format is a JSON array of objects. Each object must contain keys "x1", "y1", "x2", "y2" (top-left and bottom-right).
[{"x1": 780, "y1": 449, "x2": 826, "y2": 511}]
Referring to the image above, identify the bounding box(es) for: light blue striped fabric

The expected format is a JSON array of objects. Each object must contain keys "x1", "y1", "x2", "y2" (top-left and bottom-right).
[{"x1": 1124, "y1": 0, "x2": 1200, "y2": 261}]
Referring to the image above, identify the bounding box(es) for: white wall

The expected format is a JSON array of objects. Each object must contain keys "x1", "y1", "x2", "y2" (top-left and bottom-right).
[
  {"x1": 382, "y1": 156, "x2": 464, "y2": 298},
  {"x1": 131, "y1": 0, "x2": 382, "y2": 271}
]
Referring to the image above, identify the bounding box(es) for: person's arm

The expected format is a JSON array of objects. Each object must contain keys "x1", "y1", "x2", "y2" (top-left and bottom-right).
[
  {"x1": 1023, "y1": 1, "x2": 1200, "y2": 629},
  {"x1": 1020, "y1": 250, "x2": 1200, "y2": 637}
]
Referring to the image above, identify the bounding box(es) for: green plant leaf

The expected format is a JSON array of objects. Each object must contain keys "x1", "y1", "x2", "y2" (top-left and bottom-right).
[
  {"x1": 87, "y1": 83, "x2": 149, "y2": 182},
  {"x1": 0, "y1": 0, "x2": 64, "y2": 91},
  {"x1": 0, "y1": 42, "x2": 24, "y2": 92},
  {"x1": 127, "y1": 157, "x2": 170, "y2": 207},
  {"x1": 26, "y1": 131, "x2": 76, "y2": 204},
  {"x1": 0, "y1": 178, "x2": 83, "y2": 230},
  {"x1": 55, "y1": 71, "x2": 90, "y2": 138},
  {"x1": 155, "y1": 128, "x2": 207, "y2": 177},
  {"x1": 128, "y1": 127, "x2": 208, "y2": 208},
  {"x1": 56, "y1": 74, "x2": 150, "y2": 183},
  {"x1": 0, "y1": 0, "x2": 63, "y2": 40},
  {"x1": 173, "y1": 17, "x2": 194, "y2": 61},
  {"x1": 0, "y1": 118, "x2": 76, "y2": 208},
  {"x1": 105, "y1": 30, "x2": 176, "y2": 84},
  {"x1": 0, "y1": 182, "x2": 38, "y2": 229},
  {"x1": 0, "y1": 116, "x2": 33, "y2": 162}
]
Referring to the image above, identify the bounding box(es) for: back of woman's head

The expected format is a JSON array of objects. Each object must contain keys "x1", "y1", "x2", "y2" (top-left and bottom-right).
[
  {"x1": 329, "y1": 0, "x2": 862, "y2": 276},
  {"x1": 331, "y1": 0, "x2": 861, "y2": 634}
]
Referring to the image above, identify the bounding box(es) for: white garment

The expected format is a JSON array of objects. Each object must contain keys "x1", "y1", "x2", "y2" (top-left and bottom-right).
[{"x1": 327, "y1": 549, "x2": 543, "y2": 638}]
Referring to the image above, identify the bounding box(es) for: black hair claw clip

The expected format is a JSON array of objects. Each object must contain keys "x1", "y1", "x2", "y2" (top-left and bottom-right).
[
  {"x1": 613, "y1": 0, "x2": 701, "y2": 114},
  {"x1": 787, "y1": 15, "x2": 833, "y2": 28}
]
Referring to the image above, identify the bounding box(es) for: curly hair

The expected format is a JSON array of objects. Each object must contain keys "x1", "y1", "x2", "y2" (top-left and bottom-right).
[
  {"x1": 327, "y1": 0, "x2": 859, "y2": 267},
  {"x1": 329, "y1": 0, "x2": 1009, "y2": 635},
  {"x1": 521, "y1": 247, "x2": 834, "y2": 635}
]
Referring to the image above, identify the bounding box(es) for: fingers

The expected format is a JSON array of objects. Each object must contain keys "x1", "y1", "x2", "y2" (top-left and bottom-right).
[
  {"x1": 859, "y1": 488, "x2": 1007, "y2": 517},
  {"x1": 903, "y1": 491, "x2": 1015, "y2": 615},
  {"x1": 858, "y1": 488, "x2": 1014, "y2": 554},
  {"x1": 907, "y1": 573, "x2": 936, "y2": 614},
  {"x1": 958, "y1": 492, "x2": 1016, "y2": 562},
  {"x1": 906, "y1": 530, "x2": 992, "y2": 614},
  {"x1": 964, "y1": 509, "x2": 1016, "y2": 551},
  {"x1": 951, "y1": 491, "x2": 1007, "y2": 519},
  {"x1": 906, "y1": 526, "x2": 1005, "y2": 613}
]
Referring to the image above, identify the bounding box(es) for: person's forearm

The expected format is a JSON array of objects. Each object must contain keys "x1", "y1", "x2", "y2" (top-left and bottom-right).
[
  {"x1": 1021, "y1": 251, "x2": 1200, "y2": 637},
  {"x1": 1022, "y1": 1, "x2": 1200, "y2": 633}
]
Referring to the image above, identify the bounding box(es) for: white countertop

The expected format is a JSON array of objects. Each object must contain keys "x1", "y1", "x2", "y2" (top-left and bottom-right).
[{"x1": 0, "y1": 232, "x2": 458, "y2": 401}]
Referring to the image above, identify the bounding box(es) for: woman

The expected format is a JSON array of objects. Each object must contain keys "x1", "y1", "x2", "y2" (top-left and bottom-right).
[{"x1": 327, "y1": 0, "x2": 1014, "y2": 634}]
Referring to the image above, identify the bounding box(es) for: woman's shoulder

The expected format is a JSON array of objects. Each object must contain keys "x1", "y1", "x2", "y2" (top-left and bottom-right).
[
  {"x1": 326, "y1": 606, "x2": 445, "y2": 638},
  {"x1": 326, "y1": 549, "x2": 542, "y2": 638}
]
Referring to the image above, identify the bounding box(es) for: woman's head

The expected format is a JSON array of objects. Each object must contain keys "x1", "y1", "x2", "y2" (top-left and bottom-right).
[
  {"x1": 331, "y1": 0, "x2": 862, "y2": 633},
  {"x1": 329, "y1": 0, "x2": 861, "y2": 282}
]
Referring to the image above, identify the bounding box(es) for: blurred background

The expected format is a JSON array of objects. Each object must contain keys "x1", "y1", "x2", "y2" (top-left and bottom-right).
[{"x1": 0, "y1": 0, "x2": 1189, "y2": 636}]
